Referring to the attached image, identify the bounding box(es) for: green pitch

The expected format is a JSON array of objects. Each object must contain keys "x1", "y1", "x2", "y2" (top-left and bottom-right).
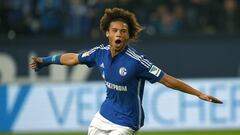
[{"x1": 1, "y1": 130, "x2": 240, "y2": 135}]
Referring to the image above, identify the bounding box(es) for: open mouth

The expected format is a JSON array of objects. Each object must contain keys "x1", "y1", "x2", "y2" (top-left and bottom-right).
[{"x1": 115, "y1": 39, "x2": 122, "y2": 44}]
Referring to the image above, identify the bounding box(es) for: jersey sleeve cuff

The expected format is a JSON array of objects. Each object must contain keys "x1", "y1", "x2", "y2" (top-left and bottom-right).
[{"x1": 149, "y1": 71, "x2": 165, "y2": 84}]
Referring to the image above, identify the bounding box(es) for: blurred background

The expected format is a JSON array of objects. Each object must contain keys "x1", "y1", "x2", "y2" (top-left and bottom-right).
[
  {"x1": 0, "y1": 0, "x2": 240, "y2": 135},
  {"x1": 1, "y1": 0, "x2": 240, "y2": 38}
]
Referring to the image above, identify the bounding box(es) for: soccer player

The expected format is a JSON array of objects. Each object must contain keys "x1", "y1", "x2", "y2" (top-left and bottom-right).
[{"x1": 30, "y1": 8, "x2": 222, "y2": 135}]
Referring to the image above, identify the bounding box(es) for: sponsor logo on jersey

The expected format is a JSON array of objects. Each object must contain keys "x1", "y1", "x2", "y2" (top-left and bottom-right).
[
  {"x1": 149, "y1": 65, "x2": 161, "y2": 77},
  {"x1": 119, "y1": 67, "x2": 127, "y2": 76},
  {"x1": 105, "y1": 81, "x2": 127, "y2": 91}
]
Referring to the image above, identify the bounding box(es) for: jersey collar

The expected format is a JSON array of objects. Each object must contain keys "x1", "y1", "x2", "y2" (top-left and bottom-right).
[{"x1": 108, "y1": 45, "x2": 129, "y2": 61}]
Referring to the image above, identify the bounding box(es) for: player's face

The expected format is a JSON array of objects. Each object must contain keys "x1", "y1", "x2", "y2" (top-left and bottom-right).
[{"x1": 106, "y1": 21, "x2": 129, "y2": 53}]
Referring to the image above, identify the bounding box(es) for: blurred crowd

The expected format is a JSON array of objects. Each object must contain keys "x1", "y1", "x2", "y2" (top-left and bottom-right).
[{"x1": 0, "y1": 0, "x2": 240, "y2": 39}]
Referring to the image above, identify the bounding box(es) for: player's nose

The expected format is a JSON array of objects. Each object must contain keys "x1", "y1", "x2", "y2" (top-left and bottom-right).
[{"x1": 115, "y1": 30, "x2": 122, "y2": 36}]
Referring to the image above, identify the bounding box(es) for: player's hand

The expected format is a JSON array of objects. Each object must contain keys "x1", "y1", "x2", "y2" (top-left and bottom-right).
[
  {"x1": 29, "y1": 56, "x2": 49, "y2": 72},
  {"x1": 199, "y1": 93, "x2": 223, "y2": 104}
]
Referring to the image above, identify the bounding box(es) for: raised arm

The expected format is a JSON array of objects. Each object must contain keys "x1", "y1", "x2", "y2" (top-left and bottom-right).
[
  {"x1": 59, "y1": 53, "x2": 79, "y2": 65},
  {"x1": 30, "y1": 53, "x2": 80, "y2": 71},
  {"x1": 159, "y1": 74, "x2": 223, "y2": 104}
]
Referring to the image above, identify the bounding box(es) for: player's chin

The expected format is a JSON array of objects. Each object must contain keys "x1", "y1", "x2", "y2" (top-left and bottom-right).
[
  {"x1": 116, "y1": 43, "x2": 126, "y2": 49},
  {"x1": 114, "y1": 47, "x2": 122, "y2": 52}
]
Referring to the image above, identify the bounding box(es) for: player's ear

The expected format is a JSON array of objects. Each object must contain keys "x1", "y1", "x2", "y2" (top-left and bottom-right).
[{"x1": 106, "y1": 31, "x2": 109, "y2": 37}]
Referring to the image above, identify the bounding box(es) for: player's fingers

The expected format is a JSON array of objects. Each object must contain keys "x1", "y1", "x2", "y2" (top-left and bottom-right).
[
  {"x1": 207, "y1": 97, "x2": 212, "y2": 102},
  {"x1": 30, "y1": 62, "x2": 36, "y2": 65},
  {"x1": 32, "y1": 56, "x2": 42, "y2": 63},
  {"x1": 30, "y1": 64, "x2": 37, "y2": 69},
  {"x1": 29, "y1": 64, "x2": 36, "y2": 69},
  {"x1": 209, "y1": 96, "x2": 223, "y2": 104},
  {"x1": 29, "y1": 62, "x2": 36, "y2": 68},
  {"x1": 199, "y1": 94, "x2": 222, "y2": 104},
  {"x1": 31, "y1": 56, "x2": 38, "y2": 61}
]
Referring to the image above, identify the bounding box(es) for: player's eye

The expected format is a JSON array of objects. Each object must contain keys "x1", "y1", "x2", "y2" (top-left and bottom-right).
[
  {"x1": 121, "y1": 29, "x2": 128, "y2": 34},
  {"x1": 111, "y1": 29, "x2": 118, "y2": 32}
]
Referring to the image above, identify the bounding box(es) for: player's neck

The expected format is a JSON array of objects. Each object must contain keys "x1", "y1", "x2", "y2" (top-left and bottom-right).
[{"x1": 110, "y1": 45, "x2": 126, "y2": 58}]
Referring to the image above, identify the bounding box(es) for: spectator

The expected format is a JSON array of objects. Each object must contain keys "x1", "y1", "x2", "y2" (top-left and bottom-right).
[
  {"x1": 64, "y1": 0, "x2": 92, "y2": 37},
  {"x1": 38, "y1": 0, "x2": 63, "y2": 34},
  {"x1": 217, "y1": 0, "x2": 240, "y2": 34},
  {"x1": 0, "y1": 0, "x2": 239, "y2": 37},
  {"x1": 22, "y1": 0, "x2": 41, "y2": 34},
  {"x1": 185, "y1": 0, "x2": 217, "y2": 34},
  {"x1": 0, "y1": 1, "x2": 9, "y2": 34},
  {"x1": 148, "y1": 4, "x2": 183, "y2": 35},
  {"x1": 5, "y1": 0, "x2": 26, "y2": 33}
]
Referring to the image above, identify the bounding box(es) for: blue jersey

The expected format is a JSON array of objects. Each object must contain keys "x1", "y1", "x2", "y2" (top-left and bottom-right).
[{"x1": 78, "y1": 44, "x2": 165, "y2": 131}]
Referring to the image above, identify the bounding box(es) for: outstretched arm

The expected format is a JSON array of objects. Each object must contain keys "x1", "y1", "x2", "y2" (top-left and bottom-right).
[
  {"x1": 159, "y1": 74, "x2": 223, "y2": 104},
  {"x1": 58, "y1": 53, "x2": 79, "y2": 65},
  {"x1": 30, "y1": 53, "x2": 80, "y2": 71}
]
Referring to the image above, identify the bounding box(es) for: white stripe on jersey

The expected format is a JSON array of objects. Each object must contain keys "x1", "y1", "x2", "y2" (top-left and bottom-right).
[
  {"x1": 87, "y1": 44, "x2": 109, "y2": 55},
  {"x1": 101, "y1": 45, "x2": 110, "y2": 50},
  {"x1": 126, "y1": 49, "x2": 152, "y2": 68},
  {"x1": 126, "y1": 52, "x2": 150, "y2": 68},
  {"x1": 127, "y1": 49, "x2": 152, "y2": 66},
  {"x1": 137, "y1": 79, "x2": 142, "y2": 129},
  {"x1": 88, "y1": 46, "x2": 100, "y2": 55}
]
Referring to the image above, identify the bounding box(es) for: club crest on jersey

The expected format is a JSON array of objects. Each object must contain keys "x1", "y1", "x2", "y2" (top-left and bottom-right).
[
  {"x1": 149, "y1": 65, "x2": 161, "y2": 77},
  {"x1": 119, "y1": 67, "x2": 127, "y2": 76}
]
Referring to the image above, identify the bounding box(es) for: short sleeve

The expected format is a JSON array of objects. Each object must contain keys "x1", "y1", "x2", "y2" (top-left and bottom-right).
[
  {"x1": 137, "y1": 56, "x2": 165, "y2": 83},
  {"x1": 78, "y1": 46, "x2": 99, "y2": 67}
]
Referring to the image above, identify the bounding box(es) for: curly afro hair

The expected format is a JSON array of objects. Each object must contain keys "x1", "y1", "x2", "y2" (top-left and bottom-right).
[{"x1": 100, "y1": 8, "x2": 143, "y2": 42}]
